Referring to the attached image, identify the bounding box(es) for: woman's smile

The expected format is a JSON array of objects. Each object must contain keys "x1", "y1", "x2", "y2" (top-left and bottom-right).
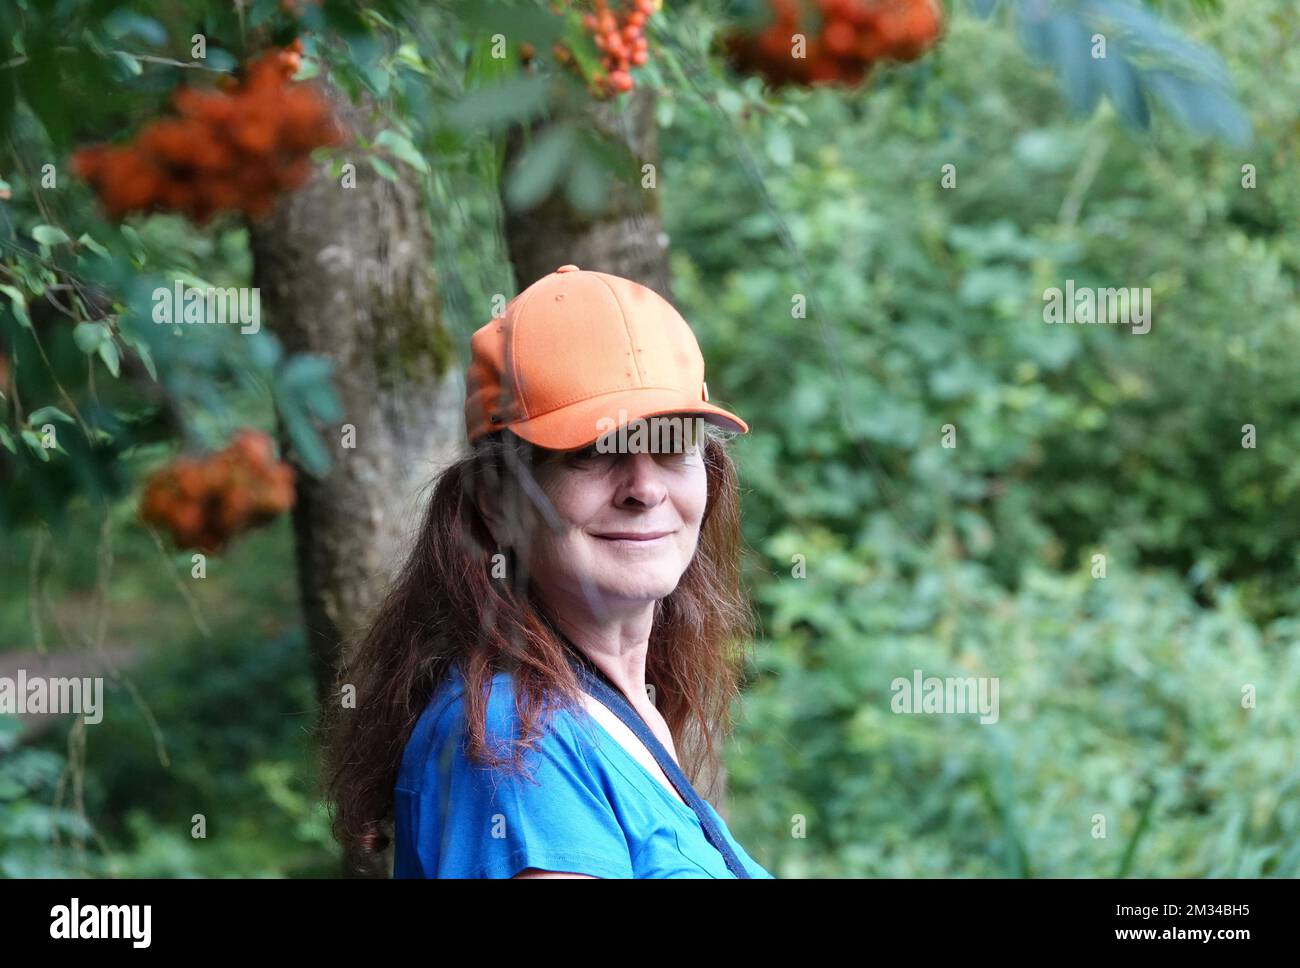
[
  {"x1": 593, "y1": 529, "x2": 675, "y2": 542},
  {"x1": 590, "y1": 530, "x2": 678, "y2": 555}
]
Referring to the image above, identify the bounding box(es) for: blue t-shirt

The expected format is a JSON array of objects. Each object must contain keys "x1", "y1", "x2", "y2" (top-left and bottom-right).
[{"x1": 393, "y1": 665, "x2": 775, "y2": 879}]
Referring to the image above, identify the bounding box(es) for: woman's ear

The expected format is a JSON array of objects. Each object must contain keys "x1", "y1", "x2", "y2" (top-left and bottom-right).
[
  {"x1": 476, "y1": 472, "x2": 537, "y2": 553},
  {"x1": 473, "y1": 434, "x2": 551, "y2": 553},
  {"x1": 475, "y1": 479, "x2": 510, "y2": 550}
]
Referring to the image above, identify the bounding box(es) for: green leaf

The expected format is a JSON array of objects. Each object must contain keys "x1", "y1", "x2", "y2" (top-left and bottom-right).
[
  {"x1": 111, "y1": 51, "x2": 143, "y2": 78},
  {"x1": 20, "y1": 429, "x2": 51, "y2": 461},
  {"x1": 715, "y1": 89, "x2": 745, "y2": 117},
  {"x1": 1116, "y1": 783, "x2": 1159, "y2": 877},
  {"x1": 26, "y1": 406, "x2": 74, "y2": 425},
  {"x1": 0, "y1": 426, "x2": 15, "y2": 454},
  {"x1": 281, "y1": 400, "x2": 331, "y2": 477},
  {"x1": 73, "y1": 321, "x2": 109, "y2": 354},
  {"x1": 76, "y1": 233, "x2": 111, "y2": 259},
  {"x1": 247, "y1": 331, "x2": 284, "y2": 371},
  {"x1": 655, "y1": 97, "x2": 675, "y2": 129},
  {"x1": 31, "y1": 224, "x2": 70, "y2": 247},
  {"x1": 1016, "y1": 0, "x2": 1251, "y2": 145},
  {"x1": 98, "y1": 339, "x2": 121, "y2": 377},
  {"x1": 564, "y1": 143, "x2": 608, "y2": 216},
  {"x1": 368, "y1": 156, "x2": 399, "y2": 182},
  {"x1": 449, "y1": 0, "x2": 566, "y2": 45},
  {"x1": 374, "y1": 130, "x2": 429, "y2": 173},
  {"x1": 366, "y1": 63, "x2": 392, "y2": 96},
  {"x1": 276, "y1": 353, "x2": 343, "y2": 470},
  {"x1": 203, "y1": 48, "x2": 239, "y2": 72},
  {"x1": 346, "y1": 32, "x2": 383, "y2": 75},
  {"x1": 0, "y1": 284, "x2": 30, "y2": 329},
  {"x1": 119, "y1": 224, "x2": 146, "y2": 262},
  {"x1": 135, "y1": 340, "x2": 158, "y2": 381},
  {"x1": 394, "y1": 42, "x2": 430, "y2": 76},
  {"x1": 505, "y1": 123, "x2": 575, "y2": 211},
  {"x1": 440, "y1": 74, "x2": 552, "y2": 132},
  {"x1": 103, "y1": 10, "x2": 168, "y2": 46},
  {"x1": 765, "y1": 126, "x2": 795, "y2": 167},
  {"x1": 279, "y1": 353, "x2": 336, "y2": 392},
  {"x1": 361, "y1": 7, "x2": 399, "y2": 31}
]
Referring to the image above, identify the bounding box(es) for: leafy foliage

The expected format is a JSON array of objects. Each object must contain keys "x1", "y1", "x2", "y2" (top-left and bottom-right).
[
  {"x1": 658, "y1": 0, "x2": 1298, "y2": 874},
  {"x1": 1, "y1": 0, "x2": 1294, "y2": 878}
]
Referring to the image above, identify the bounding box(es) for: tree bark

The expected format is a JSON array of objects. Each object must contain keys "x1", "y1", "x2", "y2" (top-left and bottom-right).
[
  {"x1": 249, "y1": 86, "x2": 462, "y2": 873},
  {"x1": 503, "y1": 84, "x2": 675, "y2": 298}
]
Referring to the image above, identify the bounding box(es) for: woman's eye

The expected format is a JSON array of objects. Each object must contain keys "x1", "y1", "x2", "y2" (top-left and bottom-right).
[
  {"x1": 662, "y1": 442, "x2": 700, "y2": 460},
  {"x1": 564, "y1": 441, "x2": 699, "y2": 465}
]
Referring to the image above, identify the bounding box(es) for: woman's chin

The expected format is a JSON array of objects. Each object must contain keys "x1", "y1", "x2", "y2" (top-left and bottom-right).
[{"x1": 581, "y1": 569, "x2": 684, "y2": 605}]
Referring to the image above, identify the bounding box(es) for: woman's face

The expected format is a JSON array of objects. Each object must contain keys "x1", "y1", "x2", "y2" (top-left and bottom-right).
[{"x1": 516, "y1": 429, "x2": 709, "y2": 617}]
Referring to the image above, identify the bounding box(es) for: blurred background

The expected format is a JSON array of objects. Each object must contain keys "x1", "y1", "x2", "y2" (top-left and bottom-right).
[{"x1": 1, "y1": 0, "x2": 1297, "y2": 878}]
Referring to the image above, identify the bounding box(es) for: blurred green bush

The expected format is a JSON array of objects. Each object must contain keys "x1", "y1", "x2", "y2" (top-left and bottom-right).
[{"x1": 666, "y1": 0, "x2": 1300, "y2": 876}]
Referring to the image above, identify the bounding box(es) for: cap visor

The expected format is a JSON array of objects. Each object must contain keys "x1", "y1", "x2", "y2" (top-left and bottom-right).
[{"x1": 506, "y1": 388, "x2": 749, "y2": 451}]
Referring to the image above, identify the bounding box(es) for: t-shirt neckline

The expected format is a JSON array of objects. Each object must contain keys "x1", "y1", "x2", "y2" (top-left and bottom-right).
[{"x1": 570, "y1": 697, "x2": 709, "y2": 826}]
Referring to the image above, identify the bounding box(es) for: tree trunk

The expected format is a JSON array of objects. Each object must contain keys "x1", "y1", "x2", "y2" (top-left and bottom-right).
[
  {"x1": 500, "y1": 84, "x2": 731, "y2": 817},
  {"x1": 249, "y1": 87, "x2": 462, "y2": 874},
  {"x1": 503, "y1": 84, "x2": 674, "y2": 298}
]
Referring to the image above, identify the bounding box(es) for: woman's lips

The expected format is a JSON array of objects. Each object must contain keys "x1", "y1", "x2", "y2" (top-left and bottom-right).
[{"x1": 594, "y1": 531, "x2": 673, "y2": 542}]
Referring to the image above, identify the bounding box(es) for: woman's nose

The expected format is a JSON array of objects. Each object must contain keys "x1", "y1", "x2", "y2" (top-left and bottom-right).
[{"x1": 614, "y1": 452, "x2": 668, "y2": 508}]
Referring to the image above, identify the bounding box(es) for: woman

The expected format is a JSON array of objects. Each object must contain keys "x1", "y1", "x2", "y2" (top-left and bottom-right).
[{"x1": 322, "y1": 264, "x2": 773, "y2": 878}]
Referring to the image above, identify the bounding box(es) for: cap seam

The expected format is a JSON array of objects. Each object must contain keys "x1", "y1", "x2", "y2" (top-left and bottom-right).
[{"x1": 590, "y1": 272, "x2": 643, "y2": 386}]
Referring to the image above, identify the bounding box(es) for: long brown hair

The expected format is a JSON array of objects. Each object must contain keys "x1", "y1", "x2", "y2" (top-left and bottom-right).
[{"x1": 319, "y1": 424, "x2": 757, "y2": 865}]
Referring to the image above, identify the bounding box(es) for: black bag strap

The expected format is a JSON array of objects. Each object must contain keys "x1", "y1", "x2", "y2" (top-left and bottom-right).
[{"x1": 554, "y1": 631, "x2": 753, "y2": 878}]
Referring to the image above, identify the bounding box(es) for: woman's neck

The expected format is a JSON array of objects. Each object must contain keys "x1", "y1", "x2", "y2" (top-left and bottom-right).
[{"x1": 544, "y1": 603, "x2": 657, "y2": 707}]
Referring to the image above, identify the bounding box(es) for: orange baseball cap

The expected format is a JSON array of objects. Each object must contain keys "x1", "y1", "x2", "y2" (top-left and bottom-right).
[{"x1": 464, "y1": 264, "x2": 749, "y2": 451}]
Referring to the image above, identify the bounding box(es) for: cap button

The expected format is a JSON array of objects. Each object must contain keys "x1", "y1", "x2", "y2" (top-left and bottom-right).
[{"x1": 555, "y1": 264, "x2": 580, "y2": 273}]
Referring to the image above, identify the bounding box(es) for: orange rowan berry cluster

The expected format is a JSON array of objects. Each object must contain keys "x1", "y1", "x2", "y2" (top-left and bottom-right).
[
  {"x1": 724, "y1": 0, "x2": 942, "y2": 88},
  {"x1": 540, "y1": 1, "x2": 656, "y2": 96},
  {"x1": 72, "y1": 40, "x2": 344, "y2": 224},
  {"x1": 139, "y1": 430, "x2": 296, "y2": 554},
  {"x1": 580, "y1": 0, "x2": 655, "y2": 96}
]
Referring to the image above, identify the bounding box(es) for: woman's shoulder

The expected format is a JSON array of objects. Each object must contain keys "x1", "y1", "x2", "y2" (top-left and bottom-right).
[
  {"x1": 433, "y1": 664, "x2": 582, "y2": 740},
  {"x1": 399, "y1": 665, "x2": 589, "y2": 789}
]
